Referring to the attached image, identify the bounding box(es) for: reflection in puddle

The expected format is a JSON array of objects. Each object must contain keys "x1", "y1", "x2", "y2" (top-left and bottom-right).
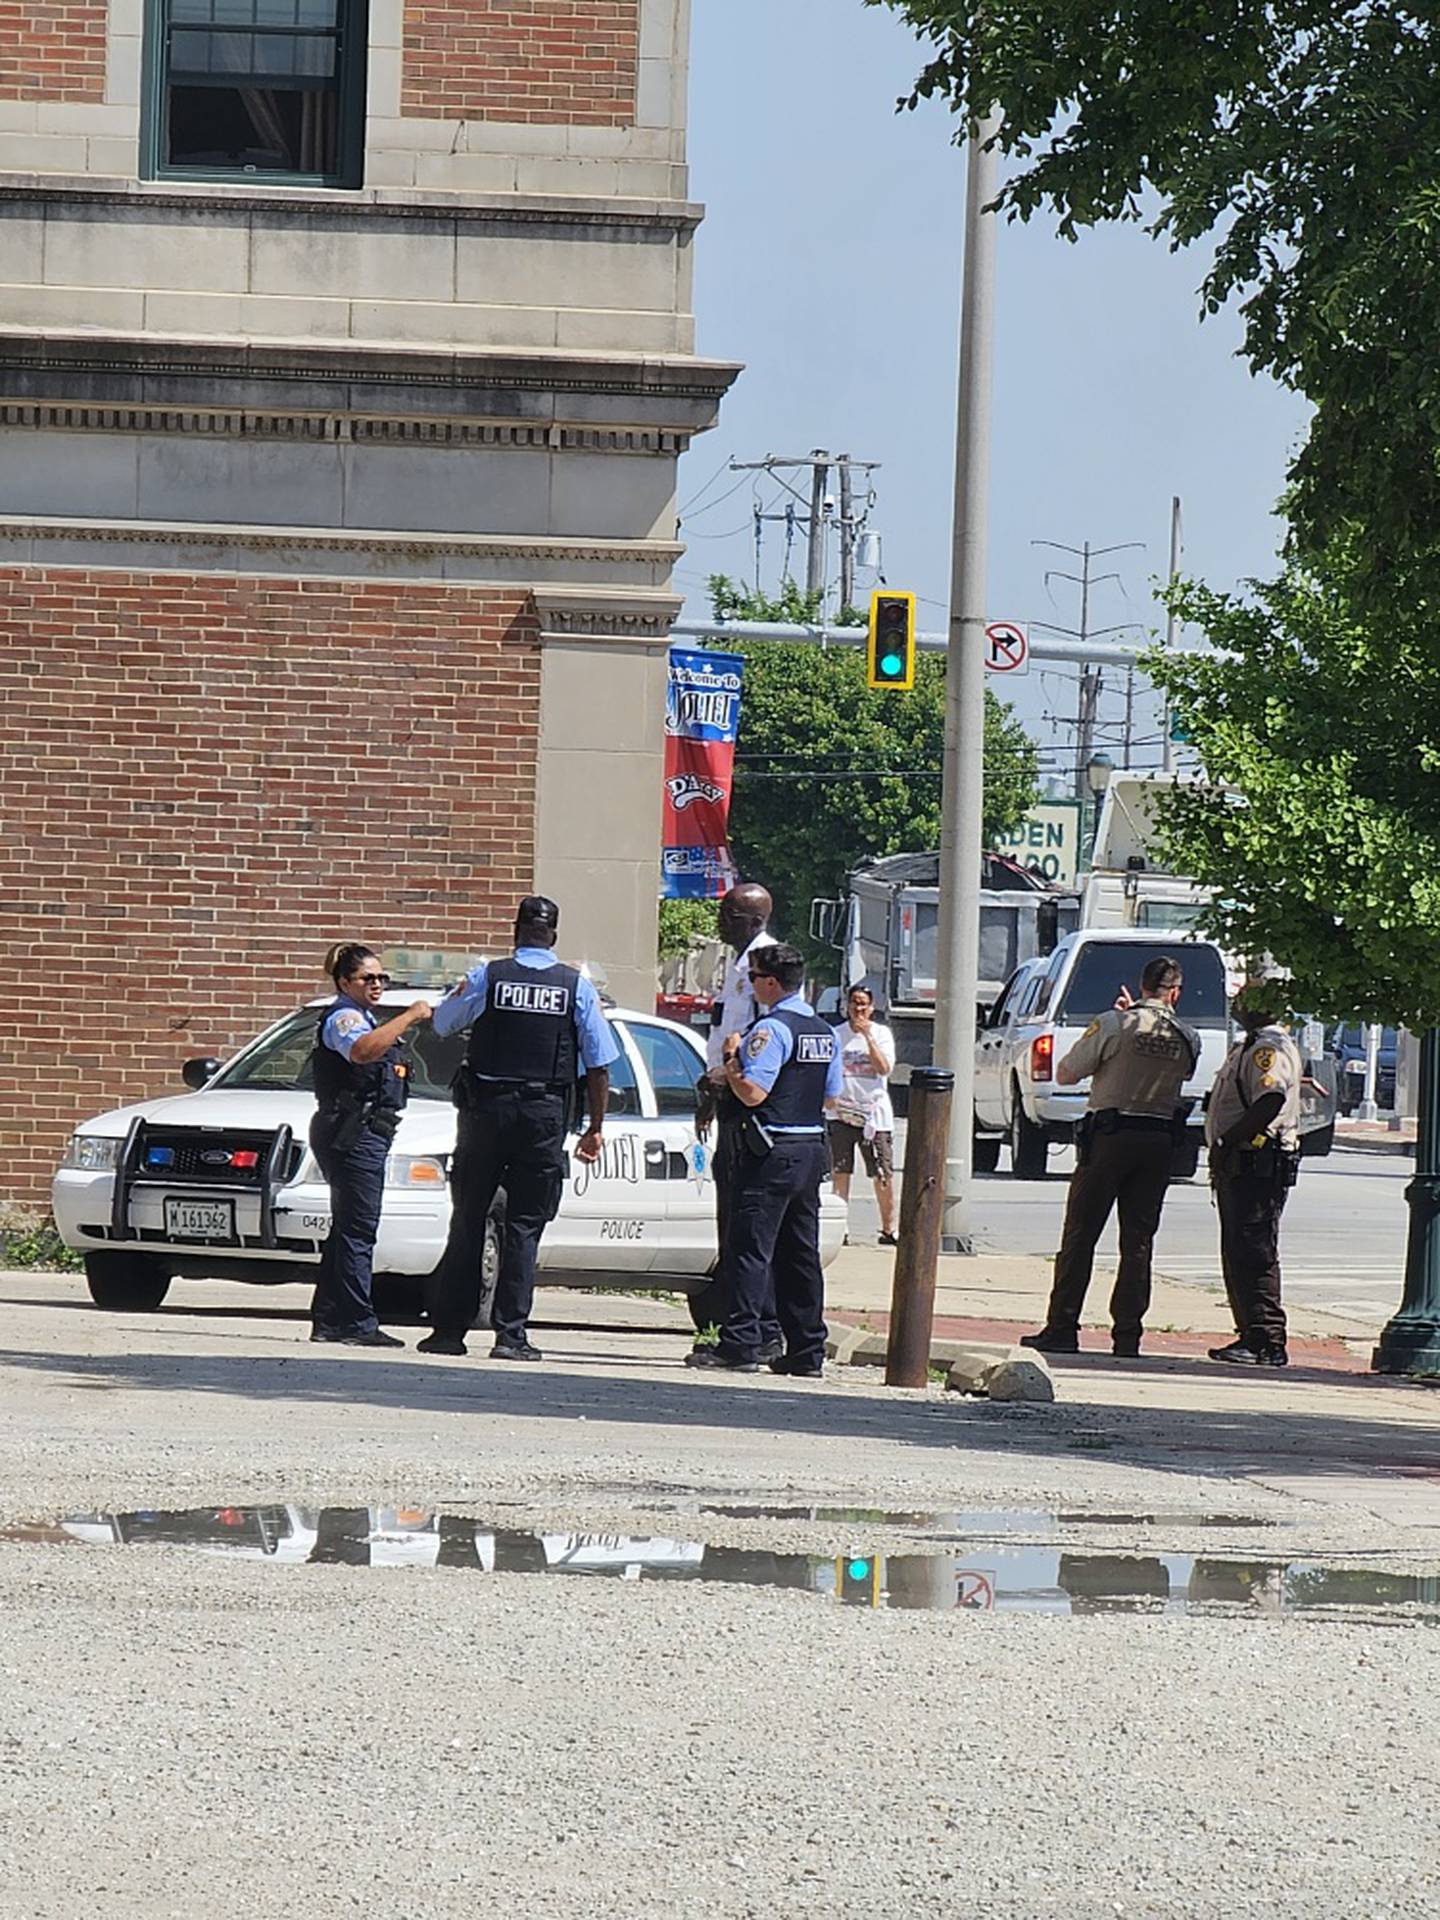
[{"x1": 8, "y1": 1506, "x2": 1438, "y2": 1621}]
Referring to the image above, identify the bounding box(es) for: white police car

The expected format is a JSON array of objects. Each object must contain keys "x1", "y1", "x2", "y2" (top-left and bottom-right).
[{"x1": 52, "y1": 990, "x2": 846, "y2": 1328}]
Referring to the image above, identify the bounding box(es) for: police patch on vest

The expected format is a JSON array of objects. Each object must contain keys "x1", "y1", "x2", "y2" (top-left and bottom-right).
[
  {"x1": 796, "y1": 1035, "x2": 836, "y2": 1064},
  {"x1": 494, "y1": 981, "x2": 573, "y2": 1016},
  {"x1": 746, "y1": 1028, "x2": 770, "y2": 1060}
]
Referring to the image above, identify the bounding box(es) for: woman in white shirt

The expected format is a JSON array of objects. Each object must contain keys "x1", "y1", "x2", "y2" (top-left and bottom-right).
[{"x1": 827, "y1": 985, "x2": 898, "y2": 1245}]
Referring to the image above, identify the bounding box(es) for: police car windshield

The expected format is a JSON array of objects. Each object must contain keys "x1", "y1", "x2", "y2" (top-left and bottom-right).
[
  {"x1": 214, "y1": 1006, "x2": 469, "y2": 1101},
  {"x1": 1057, "y1": 943, "x2": 1228, "y2": 1028}
]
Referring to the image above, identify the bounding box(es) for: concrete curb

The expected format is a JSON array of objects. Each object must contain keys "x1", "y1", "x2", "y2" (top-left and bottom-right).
[{"x1": 824, "y1": 1327, "x2": 1013, "y2": 1373}]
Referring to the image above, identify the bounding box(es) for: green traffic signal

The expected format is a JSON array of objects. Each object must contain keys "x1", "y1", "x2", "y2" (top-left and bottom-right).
[{"x1": 867, "y1": 590, "x2": 916, "y2": 689}]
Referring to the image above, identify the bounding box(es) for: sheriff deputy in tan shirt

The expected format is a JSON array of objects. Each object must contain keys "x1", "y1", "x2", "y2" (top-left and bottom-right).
[
  {"x1": 1204, "y1": 982, "x2": 1304, "y2": 1369},
  {"x1": 1021, "y1": 954, "x2": 1199, "y2": 1358}
]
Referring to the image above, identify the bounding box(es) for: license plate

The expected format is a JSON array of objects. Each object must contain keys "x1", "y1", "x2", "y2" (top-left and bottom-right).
[{"x1": 164, "y1": 1197, "x2": 235, "y2": 1242}]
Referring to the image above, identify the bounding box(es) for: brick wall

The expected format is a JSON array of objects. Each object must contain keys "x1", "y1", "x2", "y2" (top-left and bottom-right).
[
  {"x1": 0, "y1": 567, "x2": 541, "y2": 1208},
  {"x1": 402, "y1": 0, "x2": 640, "y2": 125},
  {"x1": 0, "y1": 1, "x2": 108, "y2": 102}
]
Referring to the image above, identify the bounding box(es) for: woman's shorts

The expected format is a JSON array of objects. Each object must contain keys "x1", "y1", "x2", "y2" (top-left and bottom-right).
[{"x1": 827, "y1": 1118, "x2": 894, "y2": 1183}]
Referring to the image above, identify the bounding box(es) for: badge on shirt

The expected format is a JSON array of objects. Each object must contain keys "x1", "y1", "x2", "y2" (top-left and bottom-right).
[
  {"x1": 746, "y1": 1028, "x2": 770, "y2": 1060},
  {"x1": 1252, "y1": 1046, "x2": 1276, "y2": 1073},
  {"x1": 334, "y1": 1010, "x2": 365, "y2": 1035}
]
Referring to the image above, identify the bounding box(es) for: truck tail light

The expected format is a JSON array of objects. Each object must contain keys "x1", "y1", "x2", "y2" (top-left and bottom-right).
[{"x1": 1031, "y1": 1033, "x2": 1054, "y2": 1082}]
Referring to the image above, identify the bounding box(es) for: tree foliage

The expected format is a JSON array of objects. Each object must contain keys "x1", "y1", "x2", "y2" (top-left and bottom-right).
[
  {"x1": 707, "y1": 578, "x2": 1041, "y2": 959},
  {"x1": 874, "y1": 1, "x2": 1440, "y2": 1019},
  {"x1": 657, "y1": 899, "x2": 719, "y2": 962}
]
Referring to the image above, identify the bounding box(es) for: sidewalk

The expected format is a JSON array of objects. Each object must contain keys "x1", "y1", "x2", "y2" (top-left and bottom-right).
[{"x1": 823, "y1": 1241, "x2": 1384, "y2": 1371}]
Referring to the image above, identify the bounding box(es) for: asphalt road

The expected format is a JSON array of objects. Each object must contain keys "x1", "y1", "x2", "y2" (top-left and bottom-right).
[{"x1": 846, "y1": 1135, "x2": 1412, "y2": 1326}]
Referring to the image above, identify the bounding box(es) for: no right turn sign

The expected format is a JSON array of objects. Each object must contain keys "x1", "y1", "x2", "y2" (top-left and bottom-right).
[{"x1": 984, "y1": 621, "x2": 1030, "y2": 676}]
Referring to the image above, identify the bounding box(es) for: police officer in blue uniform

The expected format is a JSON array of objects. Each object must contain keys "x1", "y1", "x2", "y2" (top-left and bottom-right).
[
  {"x1": 310, "y1": 943, "x2": 433, "y2": 1347},
  {"x1": 418, "y1": 896, "x2": 617, "y2": 1362},
  {"x1": 687, "y1": 943, "x2": 843, "y2": 1376}
]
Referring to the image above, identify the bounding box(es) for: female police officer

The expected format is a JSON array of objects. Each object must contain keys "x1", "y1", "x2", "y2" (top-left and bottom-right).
[{"x1": 310, "y1": 943, "x2": 431, "y2": 1347}]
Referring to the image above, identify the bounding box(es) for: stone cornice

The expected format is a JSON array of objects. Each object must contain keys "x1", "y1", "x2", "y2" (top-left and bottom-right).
[
  {"x1": 0, "y1": 514, "x2": 683, "y2": 571},
  {"x1": 532, "y1": 584, "x2": 682, "y2": 647},
  {"x1": 0, "y1": 178, "x2": 705, "y2": 234}
]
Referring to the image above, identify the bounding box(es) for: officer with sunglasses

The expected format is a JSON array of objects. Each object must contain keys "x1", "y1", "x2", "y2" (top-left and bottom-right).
[{"x1": 309, "y1": 943, "x2": 432, "y2": 1347}]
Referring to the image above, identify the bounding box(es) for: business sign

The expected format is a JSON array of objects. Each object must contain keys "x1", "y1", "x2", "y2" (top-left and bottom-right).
[
  {"x1": 984, "y1": 621, "x2": 1030, "y2": 675},
  {"x1": 661, "y1": 646, "x2": 743, "y2": 899},
  {"x1": 989, "y1": 801, "x2": 1083, "y2": 889}
]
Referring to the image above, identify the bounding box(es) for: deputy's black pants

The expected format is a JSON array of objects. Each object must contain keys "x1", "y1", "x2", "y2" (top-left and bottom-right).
[
  {"x1": 718, "y1": 1136, "x2": 828, "y2": 1368},
  {"x1": 427, "y1": 1088, "x2": 566, "y2": 1346},
  {"x1": 1045, "y1": 1125, "x2": 1173, "y2": 1342},
  {"x1": 713, "y1": 1111, "x2": 782, "y2": 1349},
  {"x1": 310, "y1": 1115, "x2": 389, "y2": 1338},
  {"x1": 1215, "y1": 1171, "x2": 1290, "y2": 1350}
]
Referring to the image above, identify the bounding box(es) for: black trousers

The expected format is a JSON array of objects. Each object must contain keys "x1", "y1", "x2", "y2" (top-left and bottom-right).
[
  {"x1": 310, "y1": 1115, "x2": 389, "y2": 1338},
  {"x1": 713, "y1": 1111, "x2": 782, "y2": 1348},
  {"x1": 1045, "y1": 1126, "x2": 1173, "y2": 1342},
  {"x1": 428, "y1": 1089, "x2": 567, "y2": 1345},
  {"x1": 1215, "y1": 1171, "x2": 1290, "y2": 1349},
  {"x1": 719, "y1": 1136, "x2": 828, "y2": 1368}
]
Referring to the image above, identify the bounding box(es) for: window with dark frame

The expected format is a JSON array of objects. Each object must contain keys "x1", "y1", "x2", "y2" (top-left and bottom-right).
[{"x1": 147, "y1": 0, "x2": 365, "y2": 187}]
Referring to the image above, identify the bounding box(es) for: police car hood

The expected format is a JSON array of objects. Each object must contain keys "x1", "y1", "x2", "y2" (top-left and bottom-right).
[{"x1": 70, "y1": 1089, "x2": 457, "y2": 1155}]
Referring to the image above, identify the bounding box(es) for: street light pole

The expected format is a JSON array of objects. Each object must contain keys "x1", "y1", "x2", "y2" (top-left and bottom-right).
[
  {"x1": 1375, "y1": 1027, "x2": 1440, "y2": 1372},
  {"x1": 932, "y1": 111, "x2": 1001, "y2": 1255}
]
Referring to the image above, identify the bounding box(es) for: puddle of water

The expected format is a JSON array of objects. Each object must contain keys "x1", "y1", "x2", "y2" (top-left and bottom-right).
[
  {"x1": 688, "y1": 1502, "x2": 1273, "y2": 1533},
  {"x1": 6, "y1": 1506, "x2": 1437, "y2": 1622}
]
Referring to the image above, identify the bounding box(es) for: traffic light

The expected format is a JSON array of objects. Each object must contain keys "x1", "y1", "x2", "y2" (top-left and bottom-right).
[
  {"x1": 836, "y1": 1553, "x2": 880, "y2": 1607},
  {"x1": 866, "y1": 590, "x2": 916, "y2": 690}
]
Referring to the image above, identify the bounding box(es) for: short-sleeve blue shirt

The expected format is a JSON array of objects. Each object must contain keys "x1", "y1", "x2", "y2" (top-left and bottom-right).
[
  {"x1": 321, "y1": 1002, "x2": 375, "y2": 1061},
  {"x1": 432, "y1": 946, "x2": 619, "y2": 1071},
  {"x1": 741, "y1": 993, "x2": 845, "y2": 1130}
]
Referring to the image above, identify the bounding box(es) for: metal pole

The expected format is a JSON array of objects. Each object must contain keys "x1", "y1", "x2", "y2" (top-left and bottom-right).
[
  {"x1": 1373, "y1": 1026, "x2": 1440, "y2": 1372},
  {"x1": 886, "y1": 1066, "x2": 953, "y2": 1386},
  {"x1": 1162, "y1": 495, "x2": 1181, "y2": 775},
  {"x1": 838, "y1": 455, "x2": 855, "y2": 614},
  {"x1": 805, "y1": 450, "x2": 830, "y2": 602},
  {"x1": 933, "y1": 112, "x2": 1000, "y2": 1255},
  {"x1": 1358, "y1": 1022, "x2": 1382, "y2": 1122}
]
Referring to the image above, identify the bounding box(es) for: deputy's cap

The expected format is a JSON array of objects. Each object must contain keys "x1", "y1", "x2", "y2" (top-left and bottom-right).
[{"x1": 515, "y1": 894, "x2": 560, "y2": 931}]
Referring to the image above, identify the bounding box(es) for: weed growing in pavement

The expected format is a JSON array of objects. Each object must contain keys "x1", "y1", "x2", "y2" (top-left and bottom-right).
[{"x1": 0, "y1": 1210, "x2": 81, "y2": 1272}]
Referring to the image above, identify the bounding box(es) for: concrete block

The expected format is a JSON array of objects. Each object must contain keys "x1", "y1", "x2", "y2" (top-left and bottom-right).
[
  {"x1": 0, "y1": 282, "x2": 145, "y2": 331},
  {"x1": 137, "y1": 438, "x2": 346, "y2": 529},
  {"x1": 45, "y1": 204, "x2": 249, "y2": 293},
  {"x1": 614, "y1": 160, "x2": 678, "y2": 199},
  {"x1": 983, "y1": 1350, "x2": 1056, "y2": 1403},
  {"x1": 554, "y1": 306, "x2": 681, "y2": 355},
  {"x1": 249, "y1": 217, "x2": 454, "y2": 303},
  {"x1": 361, "y1": 148, "x2": 418, "y2": 190},
  {"x1": 106, "y1": 33, "x2": 143, "y2": 108},
  {"x1": 366, "y1": 45, "x2": 403, "y2": 120},
  {"x1": 636, "y1": 57, "x2": 673, "y2": 129},
  {"x1": 369, "y1": 0, "x2": 404, "y2": 48},
  {"x1": 339, "y1": 444, "x2": 553, "y2": 537},
  {"x1": 346, "y1": 296, "x2": 558, "y2": 350},
  {"x1": 826, "y1": 1325, "x2": 871, "y2": 1365},
  {"x1": 0, "y1": 206, "x2": 44, "y2": 284},
  {"x1": 364, "y1": 116, "x2": 469, "y2": 155},
  {"x1": 539, "y1": 640, "x2": 667, "y2": 758},
  {"x1": 0, "y1": 133, "x2": 88, "y2": 172},
  {"x1": 513, "y1": 155, "x2": 622, "y2": 199},
  {"x1": 527, "y1": 852, "x2": 658, "y2": 1013},
  {"x1": 34, "y1": 103, "x2": 136, "y2": 138},
  {"x1": 946, "y1": 1351, "x2": 1000, "y2": 1396},
  {"x1": 550, "y1": 450, "x2": 678, "y2": 543},
  {"x1": 142, "y1": 290, "x2": 347, "y2": 341},
  {"x1": 547, "y1": 749, "x2": 663, "y2": 863},
  {"x1": 412, "y1": 151, "x2": 519, "y2": 195},
  {"x1": 455, "y1": 225, "x2": 677, "y2": 315},
  {"x1": 107, "y1": 0, "x2": 144, "y2": 35},
  {"x1": 86, "y1": 136, "x2": 139, "y2": 178},
  {"x1": 0, "y1": 428, "x2": 139, "y2": 518},
  {"x1": 0, "y1": 100, "x2": 39, "y2": 134}
]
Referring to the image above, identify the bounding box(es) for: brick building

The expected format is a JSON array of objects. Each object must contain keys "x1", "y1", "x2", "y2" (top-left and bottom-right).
[{"x1": 0, "y1": 0, "x2": 736, "y2": 1206}]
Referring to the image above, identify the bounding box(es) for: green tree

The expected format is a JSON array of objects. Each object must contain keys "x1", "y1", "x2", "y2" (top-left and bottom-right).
[
  {"x1": 706, "y1": 577, "x2": 1041, "y2": 959},
  {"x1": 874, "y1": 1, "x2": 1440, "y2": 1018},
  {"x1": 657, "y1": 898, "x2": 719, "y2": 962}
]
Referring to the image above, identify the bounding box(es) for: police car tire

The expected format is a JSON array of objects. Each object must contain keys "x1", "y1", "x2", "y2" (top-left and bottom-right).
[
  {"x1": 972, "y1": 1133, "x2": 1002, "y2": 1175},
  {"x1": 471, "y1": 1203, "x2": 501, "y2": 1331},
  {"x1": 1009, "y1": 1093, "x2": 1048, "y2": 1179},
  {"x1": 84, "y1": 1252, "x2": 171, "y2": 1312}
]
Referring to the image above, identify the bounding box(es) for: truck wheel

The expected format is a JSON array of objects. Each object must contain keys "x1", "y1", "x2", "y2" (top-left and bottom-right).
[
  {"x1": 84, "y1": 1253, "x2": 171, "y2": 1312},
  {"x1": 973, "y1": 1134, "x2": 1002, "y2": 1174},
  {"x1": 1009, "y1": 1093, "x2": 1049, "y2": 1179}
]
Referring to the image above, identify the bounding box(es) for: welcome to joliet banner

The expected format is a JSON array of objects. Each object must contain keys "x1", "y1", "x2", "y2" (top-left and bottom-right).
[{"x1": 661, "y1": 646, "x2": 744, "y2": 900}]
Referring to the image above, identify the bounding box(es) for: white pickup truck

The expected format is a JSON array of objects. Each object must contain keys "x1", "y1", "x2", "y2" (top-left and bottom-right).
[{"x1": 973, "y1": 930, "x2": 1233, "y2": 1179}]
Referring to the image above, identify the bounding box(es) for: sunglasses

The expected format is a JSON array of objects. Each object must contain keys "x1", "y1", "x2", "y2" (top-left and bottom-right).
[{"x1": 354, "y1": 971, "x2": 391, "y2": 987}]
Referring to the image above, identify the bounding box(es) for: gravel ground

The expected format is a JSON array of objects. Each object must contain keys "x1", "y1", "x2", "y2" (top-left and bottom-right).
[{"x1": 2, "y1": 1271, "x2": 1439, "y2": 1917}]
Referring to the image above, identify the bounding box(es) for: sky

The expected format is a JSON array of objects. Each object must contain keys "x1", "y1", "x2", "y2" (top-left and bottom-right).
[{"x1": 679, "y1": 0, "x2": 1311, "y2": 792}]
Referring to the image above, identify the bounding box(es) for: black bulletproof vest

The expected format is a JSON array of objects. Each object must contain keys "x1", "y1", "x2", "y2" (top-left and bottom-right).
[
  {"x1": 310, "y1": 998, "x2": 408, "y2": 1116},
  {"x1": 466, "y1": 957, "x2": 581, "y2": 1087},
  {"x1": 753, "y1": 1008, "x2": 836, "y2": 1129}
]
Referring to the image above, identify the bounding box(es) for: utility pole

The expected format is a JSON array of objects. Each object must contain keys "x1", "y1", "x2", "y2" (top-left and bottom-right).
[
  {"x1": 933, "y1": 111, "x2": 1001, "y2": 1255},
  {"x1": 728, "y1": 452, "x2": 881, "y2": 618},
  {"x1": 838, "y1": 455, "x2": 855, "y2": 612},
  {"x1": 1162, "y1": 495, "x2": 1182, "y2": 775},
  {"x1": 1032, "y1": 538, "x2": 1146, "y2": 794}
]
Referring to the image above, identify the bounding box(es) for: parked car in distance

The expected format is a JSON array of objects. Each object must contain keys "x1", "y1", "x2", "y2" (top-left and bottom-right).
[
  {"x1": 972, "y1": 930, "x2": 1233, "y2": 1180},
  {"x1": 53, "y1": 989, "x2": 847, "y2": 1329},
  {"x1": 1330, "y1": 1024, "x2": 1398, "y2": 1115}
]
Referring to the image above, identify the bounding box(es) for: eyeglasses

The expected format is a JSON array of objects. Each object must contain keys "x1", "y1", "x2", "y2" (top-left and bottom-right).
[{"x1": 354, "y1": 972, "x2": 391, "y2": 987}]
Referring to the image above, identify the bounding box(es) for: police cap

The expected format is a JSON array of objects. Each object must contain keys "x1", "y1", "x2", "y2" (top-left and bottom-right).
[{"x1": 515, "y1": 894, "x2": 560, "y2": 932}]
